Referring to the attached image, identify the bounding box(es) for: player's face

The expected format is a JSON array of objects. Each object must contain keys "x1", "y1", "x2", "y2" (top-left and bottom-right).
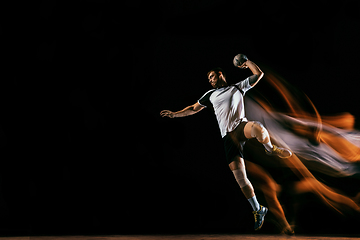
[{"x1": 208, "y1": 71, "x2": 219, "y2": 88}]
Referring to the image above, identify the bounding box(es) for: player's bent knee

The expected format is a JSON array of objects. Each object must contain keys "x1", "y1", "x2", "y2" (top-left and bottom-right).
[{"x1": 250, "y1": 121, "x2": 269, "y2": 143}]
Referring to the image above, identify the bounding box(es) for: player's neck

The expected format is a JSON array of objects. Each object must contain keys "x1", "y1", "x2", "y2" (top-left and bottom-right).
[{"x1": 217, "y1": 80, "x2": 228, "y2": 88}]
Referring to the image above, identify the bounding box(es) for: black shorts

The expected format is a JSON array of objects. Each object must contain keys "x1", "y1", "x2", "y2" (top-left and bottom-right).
[{"x1": 222, "y1": 121, "x2": 249, "y2": 165}]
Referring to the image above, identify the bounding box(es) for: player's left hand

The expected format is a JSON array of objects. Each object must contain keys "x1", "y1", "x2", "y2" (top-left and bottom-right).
[{"x1": 160, "y1": 110, "x2": 175, "y2": 118}]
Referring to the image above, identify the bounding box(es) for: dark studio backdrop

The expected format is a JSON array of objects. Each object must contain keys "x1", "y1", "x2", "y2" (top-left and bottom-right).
[{"x1": 1, "y1": 0, "x2": 360, "y2": 236}]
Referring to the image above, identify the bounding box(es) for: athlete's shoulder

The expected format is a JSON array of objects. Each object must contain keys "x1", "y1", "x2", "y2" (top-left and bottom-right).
[
  {"x1": 199, "y1": 89, "x2": 216, "y2": 99},
  {"x1": 205, "y1": 88, "x2": 217, "y2": 94},
  {"x1": 198, "y1": 89, "x2": 216, "y2": 108},
  {"x1": 234, "y1": 77, "x2": 253, "y2": 94}
]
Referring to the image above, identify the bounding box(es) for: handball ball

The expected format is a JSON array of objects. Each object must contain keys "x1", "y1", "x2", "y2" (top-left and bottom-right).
[{"x1": 233, "y1": 54, "x2": 248, "y2": 67}]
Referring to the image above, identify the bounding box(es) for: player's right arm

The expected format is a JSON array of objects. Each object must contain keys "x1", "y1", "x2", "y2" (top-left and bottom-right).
[
  {"x1": 160, "y1": 102, "x2": 204, "y2": 118},
  {"x1": 239, "y1": 60, "x2": 264, "y2": 87}
]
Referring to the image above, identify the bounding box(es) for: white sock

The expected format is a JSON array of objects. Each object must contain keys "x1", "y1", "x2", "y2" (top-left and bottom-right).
[
  {"x1": 263, "y1": 141, "x2": 273, "y2": 152},
  {"x1": 248, "y1": 195, "x2": 260, "y2": 211}
]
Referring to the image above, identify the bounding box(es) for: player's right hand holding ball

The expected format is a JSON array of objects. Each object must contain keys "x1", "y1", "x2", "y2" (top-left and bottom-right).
[{"x1": 233, "y1": 54, "x2": 249, "y2": 69}]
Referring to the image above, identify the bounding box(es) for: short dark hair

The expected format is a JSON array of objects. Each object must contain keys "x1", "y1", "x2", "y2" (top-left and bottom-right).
[{"x1": 207, "y1": 67, "x2": 226, "y2": 79}]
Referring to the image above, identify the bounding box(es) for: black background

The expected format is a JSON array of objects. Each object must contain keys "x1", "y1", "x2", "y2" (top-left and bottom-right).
[{"x1": 1, "y1": 0, "x2": 360, "y2": 236}]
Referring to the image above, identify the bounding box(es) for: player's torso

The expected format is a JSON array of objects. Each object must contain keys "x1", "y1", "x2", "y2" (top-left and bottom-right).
[{"x1": 210, "y1": 86, "x2": 244, "y2": 115}]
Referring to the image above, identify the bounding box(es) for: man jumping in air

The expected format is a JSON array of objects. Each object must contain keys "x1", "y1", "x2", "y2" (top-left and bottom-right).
[{"x1": 160, "y1": 56, "x2": 292, "y2": 231}]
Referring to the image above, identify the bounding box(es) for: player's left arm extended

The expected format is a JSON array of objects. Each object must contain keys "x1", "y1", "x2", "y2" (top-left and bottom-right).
[{"x1": 242, "y1": 60, "x2": 264, "y2": 87}]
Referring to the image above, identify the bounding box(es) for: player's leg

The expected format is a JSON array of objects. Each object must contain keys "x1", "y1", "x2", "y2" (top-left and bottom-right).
[
  {"x1": 243, "y1": 121, "x2": 292, "y2": 158},
  {"x1": 229, "y1": 156, "x2": 268, "y2": 230},
  {"x1": 245, "y1": 160, "x2": 294, "y2": 234},
  {"x1": 229, "y1": 156, "x2": 255, "y2": 200}
]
